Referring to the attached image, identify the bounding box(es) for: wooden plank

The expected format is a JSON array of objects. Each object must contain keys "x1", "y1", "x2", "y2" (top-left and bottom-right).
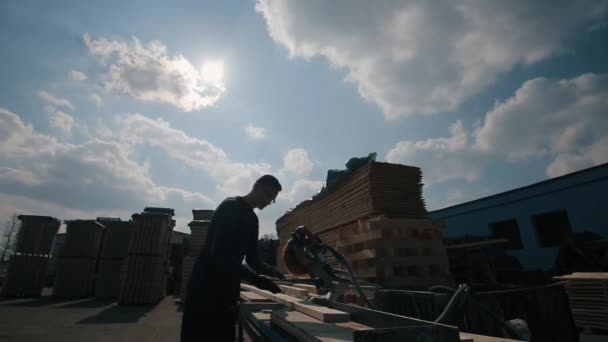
[
  {"x1": 293, "y1": 283, "x2": 321, "y2": 295},
  {"x1": 241, "y1": 284, "x2": 349, "y2": 323},
  {"x1": 459, "y1": 333, "x2": 524, "y2": 342},
  {"x1": 270, "y1": 308, "x2": 371, "y2": 342},
  {"x1": 279, "y1": 285, "x2": 311, "y2": 298},
  {"x1": 555, "y1": 272, "x2": 608, "y2": 280},
  {"x1": 240, "y1": 291, "x2": 271, "y2": 302}
]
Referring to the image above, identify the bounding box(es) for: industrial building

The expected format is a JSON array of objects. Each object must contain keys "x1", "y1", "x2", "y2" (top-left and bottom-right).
[{"x1": 430, "y1": 163, "x2": 608, "y2": 270}]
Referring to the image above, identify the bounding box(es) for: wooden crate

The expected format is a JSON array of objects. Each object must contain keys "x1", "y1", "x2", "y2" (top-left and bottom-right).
[
  {"x1": 1, "y1": 254, "x2": 50, "y2": 297},
  {"x1": 119, "y1": 254, "x2": 167, "y2": 305},
  {"x1": 53, "y1": 257, "x2": 96, "y2": 298},
  {"x1": 61, "y1": 220, "x2": 105, "y2": 258},
  {"x1": 187, "y1": 221, "x2": 209, "y2": 256},
  {"x1": 95, "y1": 258, "x2": 124, "y2": 299},
  {"x1": 192, "y1": 209, "x2": 214, "y2": 221},
  {"x1": 15, "y1": 215, "x2": 61, "y2": 256}
]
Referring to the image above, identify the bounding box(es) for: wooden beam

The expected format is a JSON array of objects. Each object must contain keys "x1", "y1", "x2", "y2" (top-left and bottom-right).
[
  {"x1": 293, "y1": 283, "x2": 321, "y2": 295},
  {"x1": 241, "y1": 283, "x2": 349, "y2": 323},
  {"x1": 240, "y1": 291, "x2": 271, "y2": 302},
  {"x1": 279, "y1": 285, "x2": 310, "y2": 298},
  {"x1": 270, "y1": 308, "x2": 370, "y2": 342}
]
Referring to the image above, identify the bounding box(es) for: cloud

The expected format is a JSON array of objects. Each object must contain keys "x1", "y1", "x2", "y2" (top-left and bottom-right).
[
  {"x1": 38, "y1": 91, "x2": 75, "y2": 111},
  {"x1": 387, "y1": 72, "x2": 608, "y2": 187},
  {"x1": 0, "y1": 107, "x2": 214, "y2": 224},
  {"x1": 278, "y1": 148, "x2": 314, "y2": 178},
  {"x1": 84, "y1": 34, "x2": 225, "y2": 112},
  {"x1": 44, "y1": 106, "x2": 74, "y2": 134},
  {"x1": 386, "y1": 121, "x2": 481, "y2": 185},
  {"x1": 114, "y1": 114, "x2": 272, "y2": 196},
  {"x1": 68, "y1": 69, "x2": 87, "y2": 81},
  {"x1": 279, "y1": 178, "x2": 324, "y2": 204},
  {"x1": 473, "y1": 73, "x2": 608, "y2": 176},
  {"x1": 244, "y1": 124, "x2": 267, "y2": 139},
  {"x1": 256, "y1": 0, "x2": 608, "y2": 118},
  {"x1": 90, "y1": 93, "x2": 103, "y2": 107}
]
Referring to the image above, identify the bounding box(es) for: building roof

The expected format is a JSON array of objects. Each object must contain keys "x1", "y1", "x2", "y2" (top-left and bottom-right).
[{"x1": 431, "y1": 162, "x2": 608, "y2": 215}]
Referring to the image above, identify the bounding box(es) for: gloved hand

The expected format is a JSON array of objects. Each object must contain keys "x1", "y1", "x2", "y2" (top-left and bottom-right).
[
  {"x1": 266, "y1": 266, "x2": 286, "y2": 280},
  {"x1": 253, "y1": 275, "x2": 282, "y2": 294}
]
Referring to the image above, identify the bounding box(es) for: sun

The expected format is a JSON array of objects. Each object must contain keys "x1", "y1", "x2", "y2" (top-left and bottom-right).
[{"x1": 201, "y1": 60, "x2": 225, "y2": 86}]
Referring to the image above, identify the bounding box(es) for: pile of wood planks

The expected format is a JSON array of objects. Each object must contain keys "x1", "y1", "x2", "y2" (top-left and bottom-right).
[
  {"x1": 556, "y1": 272, "x2": 608, "y2": 330},
  {"x1": 94, "y1": 218, "x2": 133, "y2": 298},
  {"x1": 118, "y1": 210, "x2": 175, "y2": 305},
  {"x1": 54, "y1": 220, "x2": 105, "y2": 298},
  {"x1": 180, "y1": 209, "x2": 213, "y2": 301},
  {"x1": 275, "y1": 161, "x2": 451, "y2": 290},
  {"x1": 1, "y1": 215, "x2": 60, "y2": 297}
]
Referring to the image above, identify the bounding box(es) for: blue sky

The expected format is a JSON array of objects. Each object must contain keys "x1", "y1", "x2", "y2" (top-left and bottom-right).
[{"x1": 1, "y1": 1, "x2": 607, "y2": 234}]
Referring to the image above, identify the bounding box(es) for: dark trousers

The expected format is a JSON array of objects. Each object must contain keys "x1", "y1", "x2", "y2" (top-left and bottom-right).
[{"x1": 181, "y1": 302, "x2": 238, "y2": 342}]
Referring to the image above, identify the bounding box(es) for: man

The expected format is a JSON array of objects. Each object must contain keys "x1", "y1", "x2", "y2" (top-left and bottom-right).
[{"x1": 181, "y1": 175, "x2": 285, "y2": 342}]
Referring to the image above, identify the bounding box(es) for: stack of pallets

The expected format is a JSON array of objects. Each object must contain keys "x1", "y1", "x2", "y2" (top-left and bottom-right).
[
  {"x1": 181, "y1": 209, "x2": 213, "y2": 300},
  {"x1": 1, "y1": 215, "x2": 61, "y2": 297},
  {"x1": 276, "y1": 162, "x2": 451, "y2": 289},
  {"x1": 54, "y1": 220, "x2": 105, "y2": 298},
  {"x1": 94, "y1": 218, "x2": 133, "y2": 298},
  {"x1": 118, "y1": 208, "x2": 175, "y2": 305},
  {"x1": 557, "y1": 272, "x2": 608, "y2": 330}
]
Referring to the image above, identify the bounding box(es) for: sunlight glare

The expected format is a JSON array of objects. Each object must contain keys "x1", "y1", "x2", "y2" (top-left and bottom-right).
[{"x1": 201, "y1": 60, "x2": 225, "y2": 86}]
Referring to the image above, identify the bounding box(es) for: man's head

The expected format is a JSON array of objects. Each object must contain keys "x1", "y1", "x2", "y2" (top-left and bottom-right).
[{"x1": 248, "y1": 175, "x2": 282, "y2": 209}]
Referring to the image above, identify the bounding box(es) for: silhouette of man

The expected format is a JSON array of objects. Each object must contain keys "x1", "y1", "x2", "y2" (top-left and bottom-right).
[{"x1": 181, "y1": 175, "x2": 285, "y2": 342}]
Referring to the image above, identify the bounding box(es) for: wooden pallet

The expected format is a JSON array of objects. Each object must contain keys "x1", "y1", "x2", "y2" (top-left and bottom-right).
[
  {"x1": 128, "y1": 213, "x2": 174, "y2": 256},
  {"x1": 53, "y1": 257, "x2": 96, "y2": 298},
  {"x1": 180, "y1": 256, "x2": 196, "y2": 300},
  {"x1": 15, "y1": 215, "x2": 61, "y2": 256},
  {"x1": 192, "y1": 209, "x2": 214, "y2": 221},
  {"x1": 1, "y1": 254, "x2": 50, "y2": 297}
]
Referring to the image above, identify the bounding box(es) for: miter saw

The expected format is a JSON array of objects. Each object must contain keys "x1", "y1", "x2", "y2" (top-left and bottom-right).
[{"x1": 281, "y1": 226, "x2": 379, "y2": 308}]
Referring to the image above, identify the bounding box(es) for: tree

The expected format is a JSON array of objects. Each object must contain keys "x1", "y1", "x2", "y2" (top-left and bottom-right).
[
  {"x1": 1, "y1": 214, "x2": 20, "y2": 262},
  {"x1": 258, "y1": 233, "x2": 279, "y2": 266}
]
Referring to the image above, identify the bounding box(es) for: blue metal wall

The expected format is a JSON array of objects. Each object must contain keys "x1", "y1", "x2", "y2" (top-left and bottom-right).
[{"x1": 430, "y1": 163, "x2": 608, "y2": 269}]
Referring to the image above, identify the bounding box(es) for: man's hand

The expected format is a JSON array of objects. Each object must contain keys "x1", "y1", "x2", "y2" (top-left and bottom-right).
[
  {"x1": 266, "y1": 266, "x2": 286, "y2": 280},
  {"x1": 253, "y1": 275, "x2": 282, "y2": 294}
]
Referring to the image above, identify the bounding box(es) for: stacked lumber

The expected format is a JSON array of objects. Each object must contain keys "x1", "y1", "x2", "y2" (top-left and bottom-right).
[
  {"x1": 15, "y1": 215, "x2": 61, "y2": 256},
  {"x1": 1, "y1": 215, "x2": 60, "y2": 297},
  {"x1": 54, "y1": 220, "x2": 105, "y2": 298},
  {"x1": 275, "y1": 162, "x2": 451, "y2": 290},
  {"x1": 276, "y1": 162, "x2": 427, "y2": 236},
  {"x1": 94, "y1": 218, "x2": 133, "y2": 298},
  {"x1": 181, "y1": 209, "x2": 213, "y2": 300},
  {"x1": 53, "y1": 257, "x2": 97, "y2": 298},
  {"x1": 556, "y1": 272, "x2": 608, "y2": 330},
  {"x1": 118, "y1": 210, "x2": 174, "y2": 305},
  {"x1": 336, "y1": 217, "x2": 451, "y2": 290},
  {"x1": 1, "y1": 255, "x2": 50, "y2": 297}
]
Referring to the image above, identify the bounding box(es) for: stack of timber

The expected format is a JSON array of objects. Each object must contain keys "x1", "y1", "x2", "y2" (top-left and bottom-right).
[
  {"x1": 1, "y1": 215, "x2": 60, "y2": 297},
  {"x1": 54, "y1": 220, "x2": 105, "y2": 298},
  {"x1": 118, "y1": 209, "x2": 175, "y2": 305},
  {"x1": 556, "y1": 272, "x2": 608, "y2": 330},
  {"x1": 181, "y1": 209, "x2": 214, "y2": 300},
  {"x1": 276, "y1": 161, "x2": 450, "y2": 289},
  {"x1": 94, "y1": 218, "x2": 133, "y2": 298}
]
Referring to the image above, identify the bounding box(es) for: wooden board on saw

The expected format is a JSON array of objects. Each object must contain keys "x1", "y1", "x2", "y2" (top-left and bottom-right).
[
  {"x1": 1, "y1": 254, "x2": 50, "y2": 297},
  {"x1": 293, "y1": 283, "x2": 321, "y2": 295},
  {"x1": 279, "y1": 285, "x2": 310, "y2": 298},
  {"x1": 241, "y1": 291, "x2": 272, "y2": 302},
  {"x1": 15, "y1": 215, "x2": 61, "y2": 256},
  {"x1": 241, "y1": 283, "x2": 349, "y2": 323},
  {"x1": 270, "y1": 308, "x2": 371, "y2": 342}
]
